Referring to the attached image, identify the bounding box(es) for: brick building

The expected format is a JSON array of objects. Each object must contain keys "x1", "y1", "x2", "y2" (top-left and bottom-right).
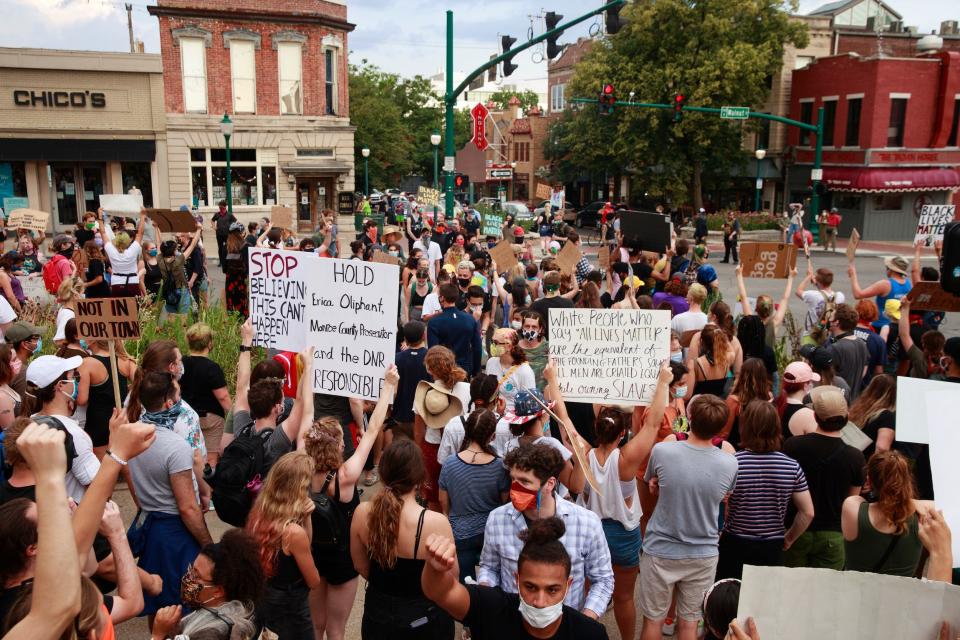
[
  {"x1": 148, "y1": 0, "x2": 356, "y2": 230},
  {"x1": 788, "y1": 49, "x2": 960, "y2": 240}
]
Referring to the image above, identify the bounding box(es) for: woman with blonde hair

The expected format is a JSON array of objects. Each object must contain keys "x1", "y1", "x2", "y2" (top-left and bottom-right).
[
  {"x1": 98, "y1": 207, "x2": 146, "y2": 297},
  {"x1": 247, "y1": 451, "x2": 322, "y2": 639},
  {"x1": 53, "y1": 276, "x2": 83, "y2": 348},
  {"x1": 351, "y1": 439, "x2": 455, "y2": 639},
  {"x1": 304, "y1": 365, "x2": 398, "y2": 640}
]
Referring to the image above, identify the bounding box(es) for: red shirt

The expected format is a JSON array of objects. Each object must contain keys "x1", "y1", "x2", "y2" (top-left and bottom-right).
[{"x1": 827, "y1": 213, "x2": 841, "y2": 227}]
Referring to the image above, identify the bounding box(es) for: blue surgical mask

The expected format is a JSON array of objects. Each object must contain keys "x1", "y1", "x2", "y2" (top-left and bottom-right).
[
  {"x1": 671, "y1": 351, "x2": 683, "y2": 363},
  {"x1": 32, "y1": 338, "x2": 42, "y2": 355},
  {"x1": 60, "y1": 378, "x2": 79, "y2": 402},
  {"x1": 149, "y1": 249, "x2": 158, "y2": 257},
  {"x1": 79, "y1": 339, "x2": 89, "y2": 351},
  {"x1": 673, "y1": 385, "x2": 688, "y2": 399},
  {"x1": 94, "y1": 237, "x2": 104, "y2": 248}
]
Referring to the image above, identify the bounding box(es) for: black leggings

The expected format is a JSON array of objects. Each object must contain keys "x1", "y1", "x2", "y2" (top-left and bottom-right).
[{"x1": 361, "y1": 588, "x2": 454, "y2": 640}]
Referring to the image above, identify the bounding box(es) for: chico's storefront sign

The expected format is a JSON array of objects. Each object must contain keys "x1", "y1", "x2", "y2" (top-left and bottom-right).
[{"x1": 13, "y1": 90, "x2": 106, "y2": 109}]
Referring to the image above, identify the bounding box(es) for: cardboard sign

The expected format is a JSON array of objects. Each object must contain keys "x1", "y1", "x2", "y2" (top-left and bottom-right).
[
  {"x1": 536, "y1": 183, "x2": 552, "y2": 200},
  {"x1": 20, "y1": 273, "x2": 53, "y2": 303},
  {"x1": 99, "y1": 194, "x2": 143, "y2": 216},
  {"x1": 417, "y1": 186, "x2": 440, "y2": 207},
  {"x1": 7, "y1": 208, "x2": 49, "y2": 234},
  {"x1": 482, "y1": 213, "x2": 503, "y2": 237},
  {"x1": 555, "y1": 240, "x2": 582, "y2": 276},
  {"x1": 248, "y1": 249, "x2": 399, "y2": 401},
  {"x1": 737, "y1": 565, "x2": 960, "y2": 639},
  {"x1": 906, "y1": 280, "x2": 960, "y2": 312},
  {"x1": 271, "y1": 205, "x2": 294, "y2": 230},
  {"x1": 550, "y1": 189, "x2": 565, "y2": 210},
  {"x1": 148, "y1": 208, "x2": 197, "y2": 233},
  {"x1": 75, "y1": 297, "x2": 140, "y2": 340},
  {"x1": 619, "y1": 211, "x2": 671, "y2": 254},
  {"x1": 548, "y1": 308, "x2": 671, "y2": 406},
  {"x1": 914, "y1": 204, "x2": 955, "y2": 247},
  {"x1": 488, "y1": 240, "x2": 518, "y2": 271},
  {"x1": 371, "y1": 250, "x2": 401, "y2": 266},
  {"x1": 846, "y1": 228, "x2": 860, "y2": 263},
  {"x1": 597, "y1": 245, "x2": 610, "y2": 270},
  {"x1": 740, "y1": 242, "x2": 797, "y2": 279}
]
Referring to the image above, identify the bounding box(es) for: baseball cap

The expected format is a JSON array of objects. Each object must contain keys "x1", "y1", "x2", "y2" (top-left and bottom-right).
[
  {"x1": 799, "y1": 344, "x2": 833, "y2": 370},
  {"x1": 810, "y1": 385, "x2": 847, "y2": 420},
  {"x1": 5, "y1": 321, "x2": 41, "y2": 344},
  {"x1": 783, "y1": 361, "x2": 820, "y2": 384},
  {"x1": 27, "y1": 355, "x2": 83, "y2": 388}
]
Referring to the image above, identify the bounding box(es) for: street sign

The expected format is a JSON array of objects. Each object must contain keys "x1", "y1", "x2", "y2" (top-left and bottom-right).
[
  {"x1": 720, "y1": 106, "x2": 750, "y2": 120},
  {"x1": 487, "y1": 168, "x2": 513, "y2": 180},
  {"x1": 811, "y1": 168, "x2": 823, "y2": 181},
  {"x1": 471, "y1": 103, "x2": 489, "y2": 151},
  {"x1": 443, "y1": 156, "x2": 455, "y2": 172}
]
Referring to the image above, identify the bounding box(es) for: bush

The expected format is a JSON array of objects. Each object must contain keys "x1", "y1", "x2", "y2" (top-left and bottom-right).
[{"x1": 705, "y1": 212, "x2": 783, "y2": 232}]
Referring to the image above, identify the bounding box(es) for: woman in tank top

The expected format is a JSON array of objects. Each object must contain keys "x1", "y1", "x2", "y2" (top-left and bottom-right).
[
  {"x1": 689, "y1": 324, "x2": 733, "y2": 399},
  {"x1": 404, "y1": 267, "x2": 432, "y2": 322},
  {"x1": 78, "y1": 339, "x2": 135, "y2": 459},
  {"x1": 849, "y1": 255, "x2": 912, "y2": 333}
]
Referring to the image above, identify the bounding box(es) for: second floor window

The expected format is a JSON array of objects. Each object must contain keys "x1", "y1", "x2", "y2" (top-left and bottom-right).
[
  {"x1": 181, "y1": 38, "x2": 207, "y2": 113},
  {"x1": 799, "y1": 102, "x2": 813, "y2": 146},
  {"x1": 845, "y1": 98, "x2": 862, "y2": 147},
  {"x1": 822, "y1": 100, "x2": 837, "y2": 147},
  {"x1": 279, "y1": 42, "x2": 302, "y2": 115},
  {"x1": 324, "y1": 49, "x2": 337, "y2": 116},
  {"x1": 887, "y1": 98, "x2": 908, "y2": 147},
  {"x1": 230, "y1": 40, "x2": 256, "y2": 114},
  {"x1": 551, "y1": 83, "x2": 565, "y2": 111}
]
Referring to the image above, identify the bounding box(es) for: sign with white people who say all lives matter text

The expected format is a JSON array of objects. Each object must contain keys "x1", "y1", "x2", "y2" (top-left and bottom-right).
[
  {"x1": 248, "y1": 248, "x2": 399, "y2": 401},
  {"x1": 548, "y1": 308, "x2": 671, "y2": 406}
]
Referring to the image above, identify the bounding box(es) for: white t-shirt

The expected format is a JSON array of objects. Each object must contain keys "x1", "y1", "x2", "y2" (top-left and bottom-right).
[
  {"x1": 801, "y1": 289, "x2": 845, "y2": 330},
  {"x1": 54, "y1": 307, "x2": 75, "y2": 342},
  {"x1": 485, "y1": 359, "x2": 536, "y2": 410},
  {"x1": 437, "y1": 414, "x2": 513, "y2": 463},
  {"x1": 413, "y1": 239, "x2": 443, "y2": 281},
  {"x1": 421, "y1": 292, "x2": 442, "y2": 319},
  {"x1": 671, "y1": 310, "x2": 707, "y2": 337},
  {"x1": 0, "y1": 296, "x2": 16, "y2": 329},
  {"x1": 420, "y1": 381, "x2": 471, "y2": 445},
  {"x1": 103, "y1": 226, "x2": 142, "y2": 284},
  {"x1": 34, "y1": 413, "x2": 100, "y2": 503}
]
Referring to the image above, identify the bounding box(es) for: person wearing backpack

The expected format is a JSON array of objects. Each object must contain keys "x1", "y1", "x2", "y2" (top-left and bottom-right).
[
  {"x1": 796, "y1": 265, "x2": 845, "y2": 343},
  {"x1": 157, "y1": 220, "x2": 202, "y2": 323},
  {"x1": 303, "y1": 364, "x2": 398, "y2": 640},
  {"x1": 42, "y1": 234, "x2": 77, "y2": 296}
]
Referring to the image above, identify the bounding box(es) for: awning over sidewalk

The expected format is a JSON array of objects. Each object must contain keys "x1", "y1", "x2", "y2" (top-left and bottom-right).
[{"x1": 823, "y1": 167, "x2": 960, "y2": 193}]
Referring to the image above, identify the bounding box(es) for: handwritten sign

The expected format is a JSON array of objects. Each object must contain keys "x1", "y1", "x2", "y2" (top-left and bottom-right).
[
  {"x1": 371, "y1": 250, "x2": 401, "y2": 266},
  {"x1": 740, "y1": 242, "x2": 797, "y2": 279},
  {"x1": 906, "y1": 280, "x2": 960, "y2": 312},
  {"x1": 548, "y1": 308, "x2": 671, "y2": 406},
  {"x1": 914, "y1": 204, "x2": 955, "y2": 247},
  {"x1": 550, "y1": 189, "x2": 565, "y2": 210},
  {"x1": 147, "y1": 208, "x2": 197, "y2": 233},
  {"x1": 75, "y1": 297, "x2": 140, "y2": 340},
  {"x1": 417, "y1": 186, "x2": 440, "y2": 207},
  {"x1": 20, "y1": 274, "x2": 53, "y2": 303},
  {"x1": 555, "y1": 240, "x2": 582, "y2": 276},
  {"x1": 488, "y1": 240, "x2": 517, "y2": 271},
  {"x1": 846, "y1": 228, "x2": 860, "y2": 263},
  {"x1": 482, "y1": 213, "x2": 503, "y2": 237},
  {"x1": 99, "y1": 194, "x2": 143, "y2": 216},
  {"x1": 248, "y1": 249, "x2": 399, "y2": 401},
  {"x1": 597, "y1": 245, "x2": 610, "y2": 270},
  {"x1": 271, "y1": 205, "x2": 294, "y2": 230},
  {"x1": 536, "y1": 183, "x2": 552, "y2": 200},
  {"x1": 7, "y1": 208, "x2": 49, "y2": 234}
]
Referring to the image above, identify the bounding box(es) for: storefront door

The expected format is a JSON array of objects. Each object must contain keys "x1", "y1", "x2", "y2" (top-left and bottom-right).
[
  {"x1": 51, "y1": 163, "x2": 79, "y2": 227},
  {"x1": 81, "y1": 165, "x2": 105, "y2": 215},
  {"x1": 295, "y1": 178, "x2": 335, "y2": 233}
]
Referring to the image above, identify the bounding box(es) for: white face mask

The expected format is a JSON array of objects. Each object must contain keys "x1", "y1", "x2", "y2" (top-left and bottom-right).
[{"x1": 517, "y1": 589, "x2": 565, "y2": 629}]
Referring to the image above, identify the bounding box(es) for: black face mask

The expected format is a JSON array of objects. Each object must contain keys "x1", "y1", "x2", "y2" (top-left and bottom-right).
[
  {"x1": 457, "y1": 277, "x2": 471, "y2": 288},
  {"x1": 59, "y1": 246, "x2": 74, "y2": 257}
]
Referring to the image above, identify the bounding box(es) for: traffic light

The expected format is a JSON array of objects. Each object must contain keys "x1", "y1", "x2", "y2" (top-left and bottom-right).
[
  {"x1": 501, "y1": 35, "x2": 519, "y2": 77},
  {"x1": 598, "y1": 83, "x2": 616, "y2": 115},
  {"x1": 545, "y1": 12, "x2": 564, "y2": 59},
  {"x1": 673, "y1": 93, "x2": 685, "y2": 122},
  {"x1": 606, "y1": 3, "x2": 624, "y2": 35},
  {"x1": 454, "y1": 173, "x2": 469, "y2": 190}
]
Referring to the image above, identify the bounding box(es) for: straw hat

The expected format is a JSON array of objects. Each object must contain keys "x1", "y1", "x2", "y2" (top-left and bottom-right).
[
  {"x1": 414, "y1": 381, "x2": 464, "y2": 429},
  {"x1": 883, "y1": 256, "x2": 909, "y2": 275}
]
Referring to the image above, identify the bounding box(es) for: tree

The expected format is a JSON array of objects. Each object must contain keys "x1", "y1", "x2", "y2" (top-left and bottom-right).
[
  {"x1": 557, "y1": 0, "x2": 808, "y2": 209},
  {"x1": 489, "y1": 89, "x2": 541, "y2": 113}
]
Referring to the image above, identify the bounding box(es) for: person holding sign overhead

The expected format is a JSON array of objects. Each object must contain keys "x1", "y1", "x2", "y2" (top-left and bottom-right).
[
  {"x1": 157, "y1": 219, "x2": 203, "y2": 323},
  {"x1": 97, "y1": 207, "x2": 146, "y2": 298},
  {"x1": 848, "y1": 255, "x2": 912, "y2": 333}
]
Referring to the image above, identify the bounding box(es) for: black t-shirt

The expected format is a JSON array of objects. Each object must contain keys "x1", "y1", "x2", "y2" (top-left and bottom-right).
[
  {"x1": 783, "y1": 433, "x2": 865, "y2": 531},
  {"x1": 393, "y1": 348, "x2": 429, "y2": 423},
  {"x1": 461, "y1": 585, "x2": 608, "y2": 640},
  {"x1": 181, "y1": 355, "x2": 228, "y2": 417},
  {"x1": 0, "y1": 481, "x2": 35, "y2": 505},
  {"x1": 0, "y1": 582, "x2": 29, "y2": 628},
  {"x1": 529, "y1": 296, "x2": 574, "y2": 337},
  {"x1": 184, "y1": 246, "x2": 205, "y2": 282},
  {"x1": 861, "y1": 409, "x2": 895, "y2": 460}
]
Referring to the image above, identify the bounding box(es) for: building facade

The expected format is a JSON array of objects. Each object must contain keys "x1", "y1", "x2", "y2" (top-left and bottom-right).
[
  {"x1": 148, "y1": 0, "x2": 356, "y2": 231},
  {"x1": 0, "y1": 48, "x2": 167, "y2": 233}
]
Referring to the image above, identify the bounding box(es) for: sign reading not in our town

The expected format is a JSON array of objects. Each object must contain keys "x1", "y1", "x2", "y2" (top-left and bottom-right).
[{"x1": 75, "y1": 297, "x2": 140, "y2": 340}]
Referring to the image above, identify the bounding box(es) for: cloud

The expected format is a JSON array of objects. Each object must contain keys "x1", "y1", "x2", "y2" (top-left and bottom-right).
[{"x1": 11, "y1": 0, "x2": 115, "y2": 28}]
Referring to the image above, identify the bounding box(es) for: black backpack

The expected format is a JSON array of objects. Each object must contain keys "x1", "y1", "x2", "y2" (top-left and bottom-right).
[
  {"x1": 209, "y1": 421, "x2": 275, "y2": 527},
  {"x1": 311, "y1": 470, "x2": 348, "y2": 552}
]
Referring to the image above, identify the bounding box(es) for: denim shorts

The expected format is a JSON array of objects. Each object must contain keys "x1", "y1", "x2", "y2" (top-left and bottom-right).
[{"x1": 602, "y1": 518, "x2": 642, "y2": 568}]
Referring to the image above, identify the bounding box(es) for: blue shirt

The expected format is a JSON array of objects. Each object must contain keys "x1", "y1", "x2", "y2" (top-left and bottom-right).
[
  {"x1": 438, "y1": 453, "x2": 510, "y2": 539},
  {"x1": 427, "y1": 307, "x2": 483, "y2": 376},
  {"x1": 393, "y1": 347, "x2": 429, "y2": 423}
]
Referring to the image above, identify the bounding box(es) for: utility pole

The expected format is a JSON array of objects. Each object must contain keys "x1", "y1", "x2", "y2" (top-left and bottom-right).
[{"x1": 126, "y1": 4, "x2": 135, "y2": 53}]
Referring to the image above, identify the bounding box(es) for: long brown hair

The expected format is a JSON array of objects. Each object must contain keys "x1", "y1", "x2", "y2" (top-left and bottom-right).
[
  {"x1": 729, "y1": 358, "x2": 770, "y2": 406},
  {"x1": 710, "y1": 301, "x2": 735, "y2": 339},
  {"x1": 227, "y1": 228, "x2": 246, "y2": 253},
  {"x1": 126, "y1": 340, "x2": 180, "y2": 421},
  {"x1": 424, "y1": 346, "x2": 466, "y2": 389},
  {"x1": 367, "y1": 439, "x2": 425, "y2": 569},
  {"x1": 700, "y1": 324, "x2": 730, "y2": 369},
  {"x1": 575, "y1": 281, "x2": 602, "y2": 309},
  {"x1": 739, "y1": 400, "x2": 781, "y2": 453},
  {"x1": 848, "y1": 374, "x2": 896, "y2": 428},
  {"x1": 867, "y1": 451, "x2": 916, "y2": 535}
]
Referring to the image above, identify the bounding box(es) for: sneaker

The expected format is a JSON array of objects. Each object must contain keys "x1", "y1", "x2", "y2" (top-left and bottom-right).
[
  {"x1": 662, "y1": 617, "x2": 676, "y2": 636},
  {"x1": 364, "y1": 467, "x2": 379, "y2": 487}
]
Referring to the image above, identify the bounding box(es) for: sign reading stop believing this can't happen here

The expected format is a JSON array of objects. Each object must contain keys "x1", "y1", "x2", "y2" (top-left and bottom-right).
[{"x1": 248, "y1": 248, "x2": 399, "y2": 401}]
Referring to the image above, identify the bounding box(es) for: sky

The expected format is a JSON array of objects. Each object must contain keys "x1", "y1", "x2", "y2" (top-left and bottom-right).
[{"x1": 1, "y1": 0, "x2": 955, "y2": 91}]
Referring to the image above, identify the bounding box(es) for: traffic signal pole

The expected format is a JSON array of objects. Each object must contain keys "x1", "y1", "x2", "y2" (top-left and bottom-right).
[
  {"x1": 443, "y1": 1, "x2": 626, "y2": 219},
  {"x1": 571, "y1": 97, "x2": 825, "y2": 226}
]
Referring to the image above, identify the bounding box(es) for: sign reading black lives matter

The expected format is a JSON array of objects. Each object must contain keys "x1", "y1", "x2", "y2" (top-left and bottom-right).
[
  {"x1": 248, "y1": 248, "x2": 399, "y2": 401},
  {"x1": 549, "y1": 308, "x2": 671, "y2": 406}
]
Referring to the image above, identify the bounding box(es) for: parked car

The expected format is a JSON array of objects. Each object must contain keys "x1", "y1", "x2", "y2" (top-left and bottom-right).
[
  {"x1": 533, "y1": 200, "x2": 575, "y2": 223},
  {"x1": 473, "y1": 197, "x2": 502, "y2": 211},
  {"x1": 503, "y1": 201, "x2": 532, "y2": 220},
  {"x1": 369, "y1": 189, "x2": 385, "y2": 204},
  {"x1": 575, "y1": 201, "x2": 606, "y2": 228},
  {"x1": 386, "y1": 188, "x2": 403, "y2": 198}
]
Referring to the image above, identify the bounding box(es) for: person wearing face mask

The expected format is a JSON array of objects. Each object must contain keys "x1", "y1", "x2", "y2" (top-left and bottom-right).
[
  {"x1": 75, "y1": 211, "x2": 98, "y2": 247},
  {"x1": 437, "y1": 374, "x2": 512, "y2": 461},
  {"x1": 139, "y1": 240, "x2": 162, "y2": 300},
  {"x1": 413, "y1": 226, "x2": 443, "y2": 283},
  {"x1": 97, "y1": 207, "x2": 146, "y2": 297},
  {"x1": 528, "y1": 272, "x2": 574, "y2": 338},
  {"x1": 150, "y1": 529, "x2": 264, "y2": 640},
  {"x1": 518, "y1": 311, "x2": 549, "y2": 392},
  {"x1": 26, "y1": 354, "x2": 98, "y2": 503},
  {"x1": 422, "y1": 516, "x2": 608, "y2": 640},
  {"x1": 476, "y1": 443, "x2": 612, "y2": 622},
  {"x1": 42, "y1": 234, "x2": 78, "y2": 297},
  {"x1": 6, "y1": 322, "x2": 40, "y2": 403},
  {"x1": 485, "y1": 328, "x2": 535, "y2": 411}
]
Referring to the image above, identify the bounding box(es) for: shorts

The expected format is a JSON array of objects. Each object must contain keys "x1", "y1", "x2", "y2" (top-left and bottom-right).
[
  {"x1": 164, "y1": 286, "x2": 192, "y2": 315},
  {"x1": 602, "y1": 519, "x2": 642, "y2": 567},
  {"x1": 199, "y1": 414, "x2": 225, "y2": 456},
  {"x1": 111, "y1": 282, "x2": 140, "y2": 298},
  {"x1": 313, "y1": 546, "x2": 360, "y2": 585},
  {"x1": 538, "y1": 225, "x2": 553, "y2": 237},
  {"x1": 419, "y1": 440, "x2": 441, "y2": 504},
  {"x1": 638, "y1": 552, "x2": 718, "y2": 622}
]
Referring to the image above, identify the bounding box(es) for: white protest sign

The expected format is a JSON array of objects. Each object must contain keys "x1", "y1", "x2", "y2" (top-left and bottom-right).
[
  {"x1": 548, "y1": 308, "x2": 671, "y2": 406},
  {"x1": 248, "y1": 248, "x2": 399, "y2": 401},
  {"x1": 20, "y1": 273, "x2": 53, "y2": 303},
  {"x1": 914, "y1": 204, "x2": 955, "y2": 247},
  {"x1": 925, "y1": 390, "x2": 960, "y2": 566},
  {"x1": 99, "y1": 193, "x2": 144, "y2": 216},
  {"x1": 894, "y1": 376, "x2": 958, "y2": 444},
  {"x1": 737, "y1": 565, "x2": 960, "y2": 640},
  {"x1": 550, "y1": 189, "x2": 565, "y2": 210}
]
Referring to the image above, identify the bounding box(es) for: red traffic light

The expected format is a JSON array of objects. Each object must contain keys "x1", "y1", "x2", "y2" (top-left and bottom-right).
[
  {"x1": 603, "y1": 84, "x2": 615, "y2": 95},
  {"x1": 454, "y1": 175, "x2": 464, "y2": 188},
  {"x1": 674, "y1": 94, "x2": 684, "y2": 104}
]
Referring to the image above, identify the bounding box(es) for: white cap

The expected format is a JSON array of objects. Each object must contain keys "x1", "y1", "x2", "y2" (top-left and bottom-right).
[{"x1": 26, "y1": 355, "x2": 83, "y2": 388}]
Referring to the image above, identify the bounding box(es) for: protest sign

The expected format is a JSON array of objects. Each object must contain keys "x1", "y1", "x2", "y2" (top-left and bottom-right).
[
  {"x1": 737, "y1": 565, "x2": 960, "y2": 639},
  {"x1": 550, "y1": 189, "x2": 564, "y2": 210},
  {"x1": 548, "y1": 308, "x2": 671, "y2": 406},
  {"x1": 536, "y1": 183, "x2": 552, "y2": 200},
  {"x1": 488, "y1": 240, "x2": 518, "y2": 271},
  {"x1": 914, "y1": 204, "x2": 955, "y2": 247},
  {"x1": 482, "y1": 212, "x2": 503, "y2": 237},
  {"x1": 895, "y1": 376, "x2": 960, "y2": 444},
  {"x1": 846, "y1": 228, "x2": 860, "y2": 263},
  {"x1": 926, "y1": 391, "x2": 960, "y2": 567},
  {"x1": 99, "y1": 194, "x2": 143, "y2": 216},
  {"x1": 417, "y1": 186, "x2": 440, "y2": 207},
  {"x1": 271, "y1": 205, "x2": 294, "y2": 230},
  {"x1": 248, "y1": 249, "x2": 399, "y2": 401},
  {"x1": 739, "y1": 242, "x2": 797, "y2": 279},
  {"x1": 147, "y1": 208, "x2": 197, "y2": 233},
  {"x1": 7, "y1": 208, "x2": 49, "y2": 235},
  {"x1": 906, "y1": 280, "x2": 960, "y2": 312},
  {"x1": 597, "y1": 245, "x2": 610, "y2": 270},
  {"x1": 75, "y1": 297, "x2": 140, "y2": 340},
  {"x1": 619, "y1": 211, "x2": 671, "y2": 253},
  {"x1": 371, "y1": 250, "x2": 401, "y2": 266},
  {"x1": 555, "y1": 241, "x2": 582, "y2": 275},
  {"x1": 20, "y1": 273, "x2": 52, "y2": 302}
]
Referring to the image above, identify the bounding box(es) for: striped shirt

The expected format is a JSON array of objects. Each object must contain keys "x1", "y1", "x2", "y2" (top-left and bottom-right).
[
  {"x1": 725, "y1": 450, "x2": 808, "y2": 540},
  {"x1": 438, "y1": 453, "x2": 510, "y2": 540}
]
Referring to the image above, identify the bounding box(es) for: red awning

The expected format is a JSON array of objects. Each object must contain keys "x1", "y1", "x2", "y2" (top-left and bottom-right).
[{"x1": 822, "y1": 167, "x2": 960, "y2": 193}]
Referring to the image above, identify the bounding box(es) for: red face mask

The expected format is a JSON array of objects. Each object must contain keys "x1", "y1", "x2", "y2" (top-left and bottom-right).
[{"x1": 510, "y1": 480, "x2": 541, "y2": 513}]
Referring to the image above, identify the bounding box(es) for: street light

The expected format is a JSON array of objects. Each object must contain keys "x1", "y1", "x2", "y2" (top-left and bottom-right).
[
  {"x1": 219, "y1": 114, "x2": 235, "y2": 215},
  {"x1": 510, "y1": 161, "x2": 517, "y2": 201},
  {"x1": 754, "y1": 148, "x2": 766, "y2": 213},
  {"x1": 431, "y1": 130, "x2": 441, "y2": 218},
  {"x1": 361, "y1": 147, "x2": 370, "y2": 197}
]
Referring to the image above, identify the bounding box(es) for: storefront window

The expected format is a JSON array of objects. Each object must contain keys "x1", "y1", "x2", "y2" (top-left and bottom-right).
[
  {"x1": 192, "y1": 166, "x2": 209, "y2": 207},
  {"x1": 51, "y1": 163, "x2": 78, "y2": 226},
  {"x1": 0, "y1": 162, "x2": 28, "y2": 205},
  {"x1": 872, "y1": 194, "x2": 902, "y2": 211},
  {"x1": 262, "y1": 167, "x2": 277, "y2": 205},
  {"x1": 121, "y1": 163, "x2": 153, "y2": 208},
  {"x1": 835, "y1": 195, "x2": 861, "y2": 210},
  {"x1": 81, "y1": 166, "x2": 105, "y2": 216},
  {"x1": 212, "y1": 167, "x2": 258, "y2": 206},
  {"x1": 190, "y1": 148, "x2": 275, "y2": 207}
]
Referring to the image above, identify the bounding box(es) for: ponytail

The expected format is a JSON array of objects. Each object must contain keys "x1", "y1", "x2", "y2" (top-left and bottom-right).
[
  {"x1": 869, "y1": 451, "x2": 916, "y2": 535},
  {"x1": 367, "y1": 439, "x2": 425, "y2": 569},
  {"x1": 710, "y1": 301, "x2": 735, "y2": 339}
]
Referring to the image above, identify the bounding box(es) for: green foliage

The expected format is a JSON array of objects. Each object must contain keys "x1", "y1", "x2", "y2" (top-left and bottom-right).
[
  {"x1": 488, "y1": 89, "x2": 541, "y2": 112},
  {"x1": 706, "y1": 213, "x2": 782, "y2": 231}
]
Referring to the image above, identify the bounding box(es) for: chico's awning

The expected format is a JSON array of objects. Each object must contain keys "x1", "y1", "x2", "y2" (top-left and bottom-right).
[{"x1": 823, "y1": 167, "x2": 960, "y2": 193}]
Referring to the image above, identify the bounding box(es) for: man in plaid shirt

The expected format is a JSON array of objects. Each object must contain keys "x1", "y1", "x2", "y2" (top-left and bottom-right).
[
  {"x1": 565, "y1": 230, "x2": 595, "y2": 285},
  {"x1": 477, "y1": 442, "x2": 613, "y2": 619}
]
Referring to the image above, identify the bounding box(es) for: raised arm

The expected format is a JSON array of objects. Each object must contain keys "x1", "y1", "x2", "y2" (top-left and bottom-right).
[
  {"x1": 620, "y1": 361, "x2": 672, "y2": 478},
  {"x1": 735, "y1": 264, "x2": 752, "y2": 316},
  {"x1": 773, "y1": 268, "x2": 797, "y2": 327},
  {"x1": 99, "y1": 501, "x2": 144, "y2": 623},
  {"x1": 135, "y1": 209, "x2": 147, "y2": 245},
  {"x1": 289, "y1": 348, "x2": 314, "y2": 447},
  {"x1": 847, "y1": 264, "x2": 890, "y2": 299},
  {"x1": 421, "y1": 533, "x2": 471, "y2": 621},
  {"x1": 181, "y1": 220, "x2": 203, "y2": 259},
  {"x1": 912, "y1": 241, "x2": 923, "y2": 284},
  {"x1": 340, "y1": 366, "x2": 398, "y2": 485},
  {"x1": 795, "y1": 263, "x2": 813, "y2": 299},
  {"x1": 235, "y1": 319, "x2": 254, "y2": 413},
  {"x1": 899, "y1": 296, "x2": 915, "y2": 354}
]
